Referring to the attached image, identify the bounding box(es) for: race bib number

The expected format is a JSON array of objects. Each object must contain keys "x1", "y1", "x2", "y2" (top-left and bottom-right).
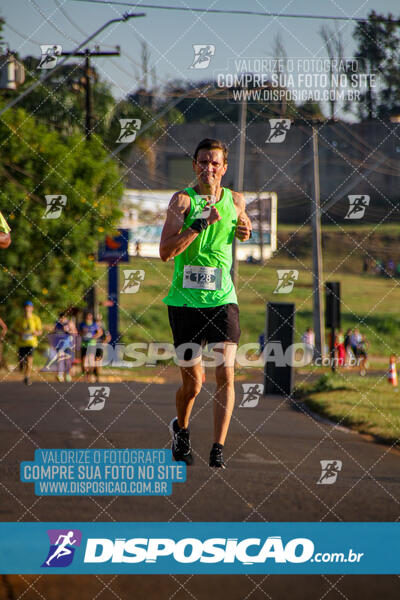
[
  {"x1": 22, "y1": 333, "x2": 34, "y2": 341},
  {"x1": 183, "y1": 265, "x2": 222, "y2": 290}
]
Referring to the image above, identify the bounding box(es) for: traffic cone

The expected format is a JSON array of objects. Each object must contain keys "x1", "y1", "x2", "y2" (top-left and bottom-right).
[{"x1": 388, "y1": 355, "x2": 398, "y2": 387}]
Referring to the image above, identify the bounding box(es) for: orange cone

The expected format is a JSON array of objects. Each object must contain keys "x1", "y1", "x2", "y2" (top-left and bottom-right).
[{"x1": 388, "y1": 355, "x2": 398, "y2": 386}]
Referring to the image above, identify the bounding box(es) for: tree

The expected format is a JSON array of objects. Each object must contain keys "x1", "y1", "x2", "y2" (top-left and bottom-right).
[
  {"x1": 0, "y1": 101, "x2": 124, "y2": 334},
  {"x1": 271, "y1": 33, "x2": 289, "y2": 117},
  {"x1": 14, "y1": 56, "x2": 117, "y2": 140},
  {"x1": 319, "y1": 23, "x2": 345, "y2": 119},
  {"x1": 351, "y1": 11, "x2": 400, "y2": 120}
]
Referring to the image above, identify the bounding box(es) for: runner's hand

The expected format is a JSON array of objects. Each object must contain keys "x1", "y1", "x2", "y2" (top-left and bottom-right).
[
  {"x1": 235, "y1": 213, "x2": 252, "y2": 241},
  {"x1": 235, "y1": 222, "x2": 252, "y2": 241},
  {"x1": 206, "y1": 205, "x2": 221, "y2": 225}
]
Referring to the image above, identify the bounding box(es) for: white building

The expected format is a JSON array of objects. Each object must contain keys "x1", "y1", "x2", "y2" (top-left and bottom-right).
[{"x1": 122, "y1": 189, "x2": 277, "y2": 261}]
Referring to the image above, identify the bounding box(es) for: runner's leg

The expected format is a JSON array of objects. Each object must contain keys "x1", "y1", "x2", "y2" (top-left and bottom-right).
[
  {"x1": 26, "y1": 352, "x2": 33, "y2": 379},
  {"x1": 176, "y1": 361, "x2": 203, "y2": 429},
  {"x1": 213, "y1": 342, "x2": 237, "y2": 444}
]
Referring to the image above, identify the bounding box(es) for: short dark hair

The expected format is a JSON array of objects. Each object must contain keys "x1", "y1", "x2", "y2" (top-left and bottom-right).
[{"x1": 193, "y1": 138, "x2": 228, "y2": 163}]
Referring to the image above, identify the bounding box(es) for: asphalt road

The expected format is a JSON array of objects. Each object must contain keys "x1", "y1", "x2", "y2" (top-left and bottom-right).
[{"x1": 0, "y1": 379, "x2": 399, "y2": 599}]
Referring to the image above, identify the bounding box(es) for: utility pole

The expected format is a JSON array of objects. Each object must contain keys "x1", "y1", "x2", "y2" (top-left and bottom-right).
[
  {"x1": 311, "y1": 124, "x2": 325, "y2": 360},
  {"x1": 231, "y1": 93, "x2": 247, "y2": 284},
  {"x1": 0, "y1": 12, "x2": 145, "y2": 117},
  {"x1": 257, "y1": 194, "x2": 264, "y2": 264},
  {"x1": 61, "y1": 47, "x2": 120, "y2": 315},
  {"x1": 61, "y1": 47, "x2": 120, "y2": 140}
]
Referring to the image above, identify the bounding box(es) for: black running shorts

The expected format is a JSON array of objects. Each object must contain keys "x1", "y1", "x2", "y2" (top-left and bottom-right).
[
  {"x1": 168, "y1": 303, "x2": 241, "y2": 352},
  {"x1": 18, "y1": 346, "x2": 35, "y2": 362}
]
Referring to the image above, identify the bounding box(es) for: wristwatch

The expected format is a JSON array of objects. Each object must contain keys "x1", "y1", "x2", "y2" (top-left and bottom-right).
[{"x1": 189, "y1": 218, "x2": 209, "y2": 233}]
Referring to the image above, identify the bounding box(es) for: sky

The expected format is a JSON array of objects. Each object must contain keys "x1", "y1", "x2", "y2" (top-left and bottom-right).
[{"x1": 1, "y1": 0, "x2": 399, "y2": 113}]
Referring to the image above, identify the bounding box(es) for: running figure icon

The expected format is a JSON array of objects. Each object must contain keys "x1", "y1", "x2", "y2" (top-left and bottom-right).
[
  {"x1": 273, "y1": 269, "x2": 299, "y2": 294},
  {"x1": 317, "y1": 460, "x2": 343, "y2": 485},
  {"x1": 189, "y1": 45, "x2": 215, "y2": 69},
  {"x1": 45, "y1": 531, "x2": 77, "y2": 566},
  {"x1": 344, "y1": 195, "x2": 370, "y2": 220},
  {"x1": 266, "y1": 119, "x2": 291, "y2": 143}
]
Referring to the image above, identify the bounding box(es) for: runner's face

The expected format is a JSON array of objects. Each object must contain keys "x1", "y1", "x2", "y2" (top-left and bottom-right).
[{"x1": 193, "y1": 149, "x2": 227, "y2": 186}]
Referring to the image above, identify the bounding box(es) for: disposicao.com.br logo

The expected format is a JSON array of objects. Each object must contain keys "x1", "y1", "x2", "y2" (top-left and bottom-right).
[
  {"x1": 82, "y1": 536, "x2": 363, "y2": 565},
  {"x1": 42, "y1": 529, "x2": 82, "y2": 567}
]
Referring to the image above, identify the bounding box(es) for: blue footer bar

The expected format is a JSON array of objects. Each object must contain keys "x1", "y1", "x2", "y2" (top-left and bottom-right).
[{"x1": 0, "y1": 522, "x2": 398, "y2": 574}]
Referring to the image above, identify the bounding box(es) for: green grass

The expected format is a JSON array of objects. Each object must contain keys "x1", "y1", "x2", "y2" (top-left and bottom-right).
[
  {"x1": 101, "y1": 255, "x2": 400, "y2": 356},
  {"x1": 296, "y1": 373, "x2": 400, "y2": 445},
  {"x1": 279, "y1": 223, "x2": 400, "y2": 235}
]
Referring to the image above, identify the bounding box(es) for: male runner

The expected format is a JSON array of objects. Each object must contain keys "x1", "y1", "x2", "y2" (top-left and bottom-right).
[{"x1": 160, "y1": 138, "x2": 252, "y2": 468}]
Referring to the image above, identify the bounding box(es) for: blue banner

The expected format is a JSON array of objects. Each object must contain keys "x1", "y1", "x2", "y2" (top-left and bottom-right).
[
  {"x1": 20, "y1": 449, "x2": 185, "y2": 496},
  {"x1": 0, "y1": 523, "x2": 398, "y2": 574}
]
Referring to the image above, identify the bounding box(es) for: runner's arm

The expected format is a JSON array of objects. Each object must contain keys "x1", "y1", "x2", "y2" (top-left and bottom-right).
[
  {"x1": 0, "y1": 317, "x2": 7, "y2": 340},
  {"x1": 159, "y1": 192, "x2": 196, "y2": 261},
  {"x1": 232, "y1": 192, "x2": 252, "y2": 241},
  {"x1": 94, "y1": 326, "x2": 103, "y2": 340},
  {"x1": 0, "y1": 232, "x2": 11, "y2": 248},
  {"x1": 35, "y1": 317, "x2": 43, "y2": 337}
]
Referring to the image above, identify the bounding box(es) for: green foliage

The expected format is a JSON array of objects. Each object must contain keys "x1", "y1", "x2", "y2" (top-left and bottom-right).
[
  {"x1": 367, "y1": 314, "x2": 400, "y2": 337},
  {"x1": 0, "y1": 101, "x2": 123, "y2": 328},
  {"x1": 11, "y1": 57, "x2": 116, "y2": 140},
  {"x1": 351, "y1": 11, "x2": 400, "y2": 120}
]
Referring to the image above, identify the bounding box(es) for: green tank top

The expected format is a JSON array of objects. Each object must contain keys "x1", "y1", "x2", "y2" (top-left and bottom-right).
[{"x1": 163, "y1": 187, "x2": 238, "y2": 308}]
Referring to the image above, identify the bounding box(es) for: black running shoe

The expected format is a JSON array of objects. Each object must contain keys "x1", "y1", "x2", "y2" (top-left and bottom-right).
[
  {"x1": 169, "y1": 417, "x2": 194, "y2": 465},
  {"x1": 209, "y1": 443, "x2": 226, "y2": 468}
]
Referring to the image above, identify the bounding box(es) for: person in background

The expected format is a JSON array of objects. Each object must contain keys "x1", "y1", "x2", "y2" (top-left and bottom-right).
[
  {"x1": 344, "y1": 328, "x2": 353, "y2": 367},
  {"x1": 356, "y1": 334, "x2": 369, "y2": 376},
  {"x1": 374, "y1": 259, "x2": 383, "y2": 275},
  {"x1": 350, "y1": 328, "x2": 362, "y2": 359},
  {"x1": 336, "y1": 329, "x2": 345, "y2": 367},
  {"x1": 51, "y1": 312, "x2": 77, "y2": 382},
  {"x1": 94, "y1": 315, "x2": 111, "y2": 383},
  {"x1": 301, "y1": 327, "x2": 315, "y2": 348},
  {"x1": 302, "y1": 327, "x2": 315, "y2": 347},
  {"x1": 79, "y1": 312, "x2": 101, "y2": 381},
  {"x1": 14, "y1": 301, "x2": 42, "y2": 385}
]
